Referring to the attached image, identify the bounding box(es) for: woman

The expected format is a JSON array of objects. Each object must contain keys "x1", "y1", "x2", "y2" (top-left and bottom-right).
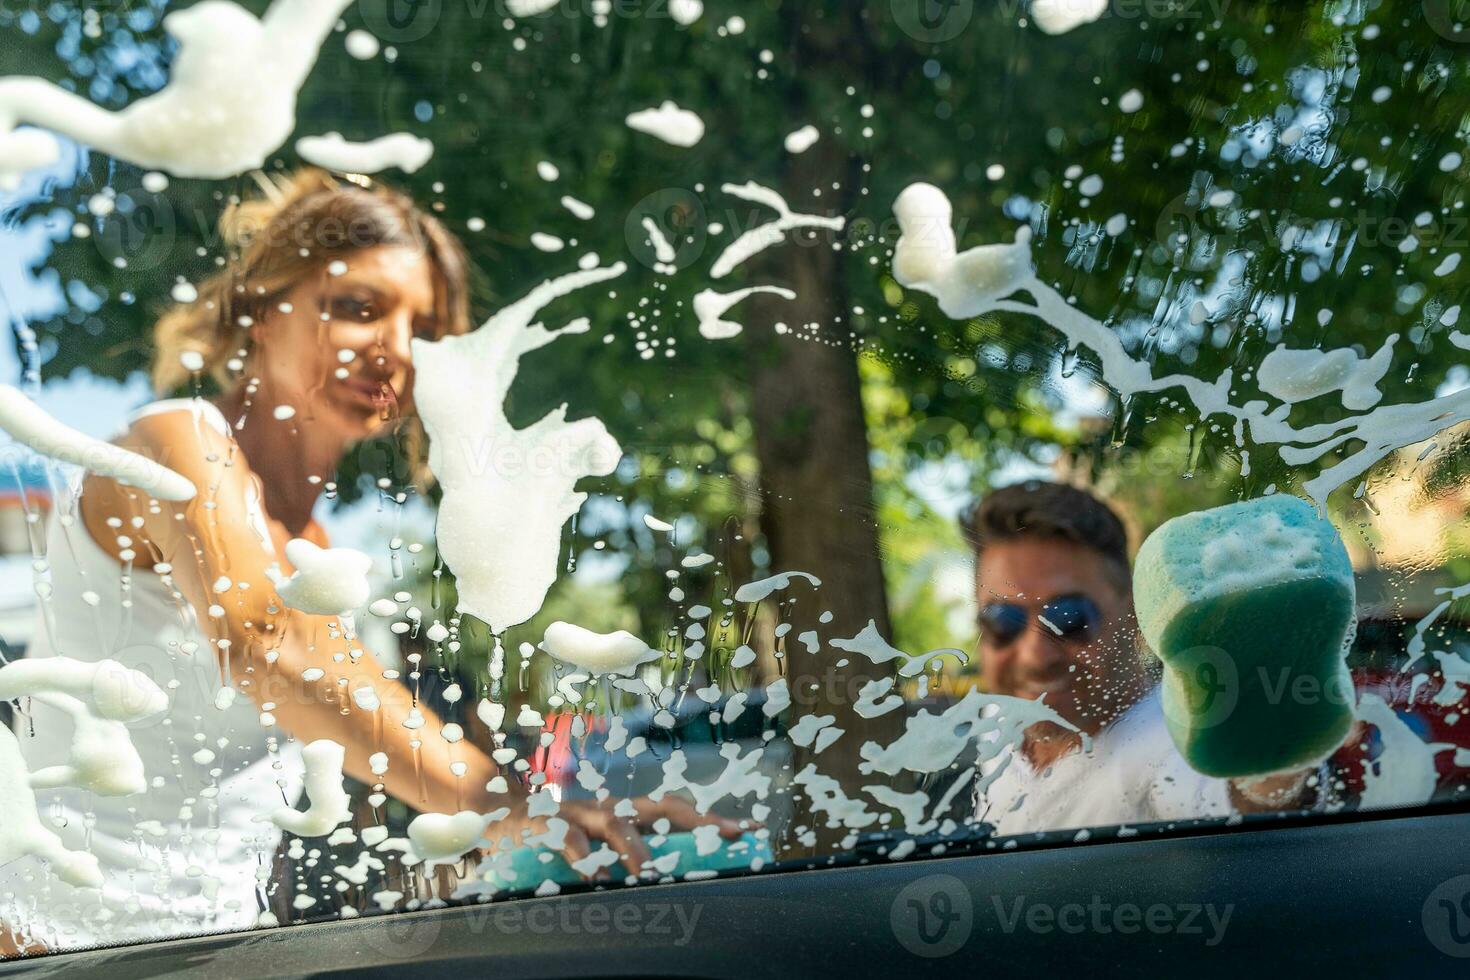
[{"x1": 2, "y1": 170, "x2": 735, "y2": 952}]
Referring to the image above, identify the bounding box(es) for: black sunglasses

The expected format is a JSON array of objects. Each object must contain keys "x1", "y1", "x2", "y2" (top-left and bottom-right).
[{"x1": 978, "y1": 594, "x2": 1102, "y2": 648}]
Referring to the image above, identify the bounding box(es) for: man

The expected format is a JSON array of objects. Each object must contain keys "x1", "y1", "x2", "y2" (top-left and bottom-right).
[{"x1": 963, "y1": 481, "x2": 1321, "y2": 836}]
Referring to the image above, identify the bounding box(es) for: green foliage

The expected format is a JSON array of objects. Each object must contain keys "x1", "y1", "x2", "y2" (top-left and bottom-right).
[{"x1": 6, "y1": 0, "x2": 1470, "y2": 654}]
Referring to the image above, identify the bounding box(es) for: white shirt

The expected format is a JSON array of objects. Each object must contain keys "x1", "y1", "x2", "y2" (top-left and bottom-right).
[
  {"x1": 3, "y1": 400, "x2": 303, "y2": 949},
  {"x1": 977, "y1": 688, "x2": 1234, "y2": 837}
]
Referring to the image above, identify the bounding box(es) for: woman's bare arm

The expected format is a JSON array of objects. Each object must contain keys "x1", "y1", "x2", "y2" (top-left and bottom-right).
[{"x1": 80, "y1": 409, "x2": 508, "y2": 814}]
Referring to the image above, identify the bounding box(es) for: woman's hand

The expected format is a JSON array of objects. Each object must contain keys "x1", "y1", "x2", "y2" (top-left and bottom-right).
[{"x1": 484, "y1": 794, "x2": 748, "y2": 881}]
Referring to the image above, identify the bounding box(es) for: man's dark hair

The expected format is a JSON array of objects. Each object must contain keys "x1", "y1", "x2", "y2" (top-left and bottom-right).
[{"x1": 961, "y1": 481, "x2": 1131, "y2": 588}]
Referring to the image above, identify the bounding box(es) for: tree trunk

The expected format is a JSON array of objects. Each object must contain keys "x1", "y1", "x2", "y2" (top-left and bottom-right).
[{"x1": 743, "y1": 4, "x2": 901, "y2": 858}]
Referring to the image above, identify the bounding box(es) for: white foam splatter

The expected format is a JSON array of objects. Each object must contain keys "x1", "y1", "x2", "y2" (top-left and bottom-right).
[
  {"x1": 831, "y1": 620, "x2": 969, "y2": 678},
  {"x1": 0, "y1": 727, "x2": 102, "y2": 888},
  {"x1": 506, "y1": 0, "x2": 560, "y2": 15},
  {"x1": 1030, "y1": 0, "x2": 1109, "y2": 34},
  {"x1": 407, "y1": 810, "x2": 491, "y2": 868},
  {"x1": 892, "y1": 183, "x2": 1035, "y2": 319},
  {"x1": 0, "y1": 657, "x2": 168, "y2": 721},
  {"x1": 0, "y1": 656, "x2": 170, "y2": 887},
  {"x1": 412, "y1": 264, "x2": 626, "y2": 631},
  {"x1": 296, "y1": 132, "x2": 434, "y2": 174},
  {"x1": 272, "y1": 739, "x2": 352, "y2": 837},
  {"x1": 344, "y1": 29, "x2": 380, "y2": 60},
  {"x1": 625, "y1": 101, "x2": 706, "y2": 147},
  {"x1": 734, "y1": 570, "x2": 822, "y2": 603},
  {"x1": 541, "y1": 621, "x2": 662, "y2": 675},
  {"x1": 642, "y1": 217, "x2": 678, "y2": 264},
  {"x1": 711, "y1": 182, "x2": 845, "y2": 278},
  {"x1": 561, "y1": 195, "x2": 595, "y2": 220},
  {"x1": 0, "y1": 384, "x2": 195, "y2": 500},
  {"x1": 0, "y1": 658, "x2": 167, "y2": 796},
  {"x1": 859, "y1": 689, "x2": 1081, "y2": 776},
  {"x1": 1256, "y1": 337, "x2": 1397, "y2": 411},
  {"x1": 891, "y1": 183, "x2": 1470, "y2": 506},
  {"x1": 266, "y1": 538, "x2": 372, "y2": 615},
  {"x1": 1356, "y1": 694, "x2": 1449, "y2": 810},
  {"x1": 0, "y1": 0, "x2": 354, "y2": 185},
  {"x1": 669, "y1": 0, "x2": 704, "y2": 25},
  {"x1": 694, "y1": 285, "x2": 796, "y2": 340},
  {"x1": 784, "y1": 125, "x2": 820, "y2": 154}
]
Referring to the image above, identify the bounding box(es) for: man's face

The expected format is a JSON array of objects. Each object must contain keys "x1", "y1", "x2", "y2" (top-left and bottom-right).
[{"x1": 976, "y1": 536, "x2": 1144, "y2": 736}]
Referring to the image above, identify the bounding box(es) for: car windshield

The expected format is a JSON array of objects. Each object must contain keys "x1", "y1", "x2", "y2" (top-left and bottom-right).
[{"x1": 2, "y1": 0, "x2": 1470, "y2": 959}]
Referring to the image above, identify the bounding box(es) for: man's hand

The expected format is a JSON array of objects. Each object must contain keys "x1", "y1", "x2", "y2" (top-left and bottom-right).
[{"x1": 1229, "y1": 769, "x2": 1314, "y2": 812}]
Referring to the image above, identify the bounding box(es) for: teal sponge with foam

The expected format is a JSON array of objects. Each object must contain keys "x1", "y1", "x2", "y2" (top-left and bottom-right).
[{"x1": 1134, "y1": 495, "x2": 1357, "y2": 778}]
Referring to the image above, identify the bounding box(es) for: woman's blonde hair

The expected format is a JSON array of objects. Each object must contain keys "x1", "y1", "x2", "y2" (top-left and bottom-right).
[{"x1": 152, "y1": 168, "x2": 472, "y2": 488}]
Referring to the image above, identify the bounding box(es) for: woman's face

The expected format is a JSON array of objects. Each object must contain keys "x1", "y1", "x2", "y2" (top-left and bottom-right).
[{"x1": 250, "y1": 245, "x2": 441, "y2": 442}]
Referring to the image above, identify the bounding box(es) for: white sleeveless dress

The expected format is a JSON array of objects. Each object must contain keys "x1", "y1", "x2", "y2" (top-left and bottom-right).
[{"x1": 0, "y1": 399, "x2": 304, "y2": 951}]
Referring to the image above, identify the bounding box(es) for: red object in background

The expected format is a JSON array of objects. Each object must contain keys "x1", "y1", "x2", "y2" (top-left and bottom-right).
[
  {"x1": 1330, "y1": 668, "x2": 1469, "y2": 799},
  {"x1": 530, "y1": 712, "x2": 607, "y2": 787}
]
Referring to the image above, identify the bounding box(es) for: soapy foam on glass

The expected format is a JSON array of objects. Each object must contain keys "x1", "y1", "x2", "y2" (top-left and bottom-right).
[
  {"x1": 694, "y1": 285, "x2": 796, "y2": 340},
  {"x1": 295, "y1": 132, "x2": 435, "y2": 175},
  {"x1": 710, "y1": 182, "x2": 845, "y2": 279},
  {"x1": 541, "y1": 621, "x2": 662, "y2": 675},
  {"x1": 406, "y1": 810, "x2": 492, "y2": 869},
  {"x1": 784, "y1": 125, "x2": 820, "y2": 154},
  {"x1": 0, "y1": 726, "x2": 103, "y2": 888},
  {"x1": 0, "y1": 657, "x2": 169, "y2": 887},
  {"x1": 830, "y1": 621, "x2": 969, "y2": 679},
  {"x1": 669, "y1": 0, "x2": 704, "y2": 25},
  {"x1": 1029, "y1": 0, "x2": 1109, "y2": 34},
  {"x1": 0, "y1": 0, "x2": 355, "y2": 185},
  {"x1": 625, "y1": 101, "x2": 706, "y2": 147},
  {"x1": 1256, "y1": 337, "x2": 1397, "y2": 411},
  {"x1": 412, "y1": 263, "x2": 626, "y2": 632},
  {"x1": 271, "y1": 739, "x2": 352, "y2": 837},
  {"x1": 266, "y1": 538, "x2": 373, "y2": 616},
  {"x1": 1355, "y1": 694, "x2": 1444, "y2": 809},
  {"x1": 891, "y1": 182, "x2": 1470, "y2": 506},
  {"x1": 0, "y1": 384, "x2": 195, "y2": 500}
]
